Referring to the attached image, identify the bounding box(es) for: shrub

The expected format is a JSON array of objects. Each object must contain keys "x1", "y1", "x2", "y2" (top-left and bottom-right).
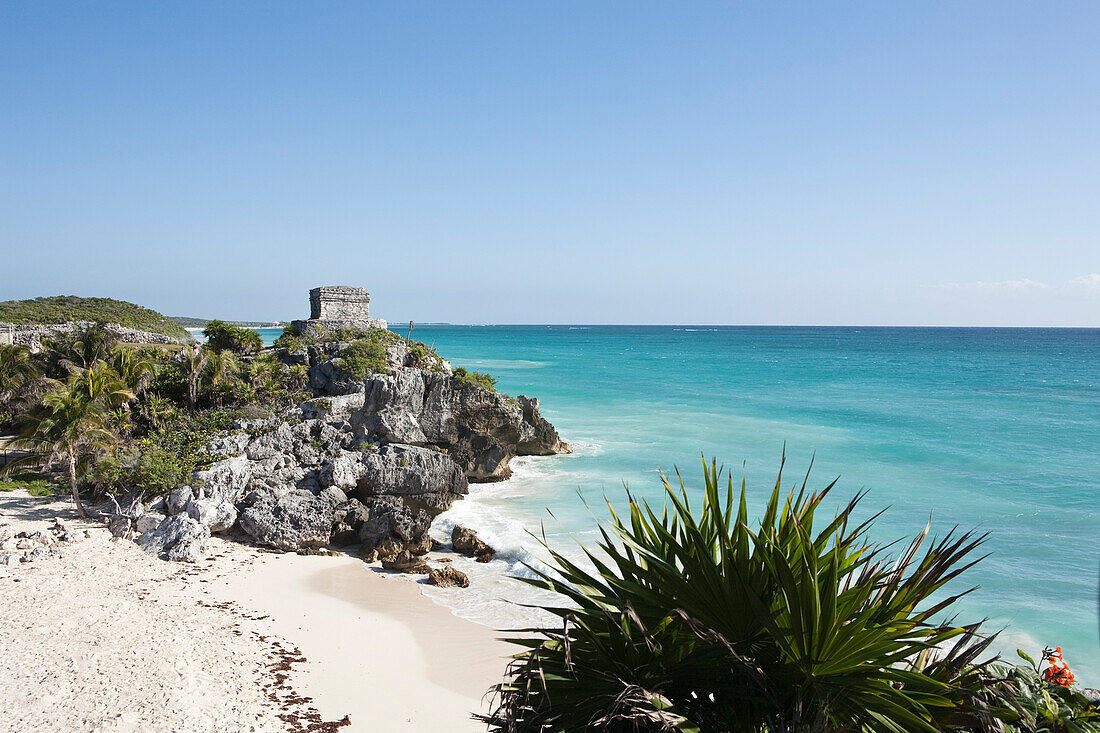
[
  {"x1": 452, "y1": 366, "x2": 497, "y2": 391},
  {"x1": 202, "y1": 319, "x2": 263, "y2": 355},
  {"x1": 146, "y1": 410, "x2": 235, "y2": 481},
  {"x1": 272, "y1": 324, "x2": 302, "y2": 352},
  {"x1": 334, "y1": 339, "x2": 389, "y2": 379},
  {"x1": 483, "y1": 456, "x2": 1025, "y2": 733},
  {"x1": 406, "y1": 340, "x2": 443, "y2": 370},
  {"x1": 87, "y1": 443, "x2": 183, "y2": 497}
]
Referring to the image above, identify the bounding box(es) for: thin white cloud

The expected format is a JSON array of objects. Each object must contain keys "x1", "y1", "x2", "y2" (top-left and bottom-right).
[
  {"x1": 1068, "y1": 273, "x2": 1100, "y2": 290},
  {"x1": 926, "y1": 274, "x2": 1100, "y2": 293},
  {"x1": 929, "y1": 278, "x2": 1048, "y2": 291}
]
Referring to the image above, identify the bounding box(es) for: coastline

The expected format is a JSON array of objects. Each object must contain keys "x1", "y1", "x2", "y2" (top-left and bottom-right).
[
  {"x1": 205, "y1": 550, "x2": 513, "y2": 731},
  {"x1": 0, "y1": 489, "x2": 512, "y2": 731}
]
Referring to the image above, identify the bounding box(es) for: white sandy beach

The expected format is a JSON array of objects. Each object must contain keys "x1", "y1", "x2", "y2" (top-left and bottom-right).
[{"x1": 0, "y1": 489, "x2": 514, "y2": 732}]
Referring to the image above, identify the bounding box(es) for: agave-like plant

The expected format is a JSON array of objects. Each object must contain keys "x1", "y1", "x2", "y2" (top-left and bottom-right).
[{"x1": 482, "y1": 456, "x2": 1014, "y2": 733}]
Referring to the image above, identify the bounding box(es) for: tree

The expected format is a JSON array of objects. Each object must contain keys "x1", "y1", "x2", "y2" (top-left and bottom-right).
[
  {"x1": 0, "y1": 344, "x2": 44, "y2": 420},
  {"x1": 202, "y1": 320, "x2": 263, "y2": 355},
  {"x1": 41, "y1": 321, "x2": 119, "y2": 376},
  {"x1": 4, "y1": 370, "x2": 132, "y2": 517},
  {"x1": 110, "y1": 346, "x2": 156, "y2": 399},
  {"x1": 203, "y1": 349, "x2": 240, "y2": 406},
  {"x1": 182, "y1": 348, "x2": 209, "y2": 414}
]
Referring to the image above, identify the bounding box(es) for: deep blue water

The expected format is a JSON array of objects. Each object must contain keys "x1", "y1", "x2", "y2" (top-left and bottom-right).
[{"x1": 257, "y1": 325, "x2": 1100, "y2": 679}]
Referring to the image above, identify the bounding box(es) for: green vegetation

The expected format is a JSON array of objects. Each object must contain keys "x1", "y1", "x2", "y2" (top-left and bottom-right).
[
  {"x1": 272, "y1": 325, "x2": 302, "y2": 352},
  {"x1": 0, "y1": 470, "x2": 61, "y2": 497},
  {"x1": 202, "y1": 320, "x2": 263, "y2": 355},
  {"x1": 5, "y1": 362, "x2": 133, "y2": 516},
  {"x1": 452, "y1": 366, "x2": 497, "y2": 391},
  {"x1": 334, "y1": 339, "x2": 390, "y2": 379},
  {"x1": 483, "y1": 457, "x2": 1100, "y2": 732},
  {"x1": 1, "y1": 320, "x2": 310, "y2": 508},
  {"x1": 0, "y1": 296, "x2": 190, "y2": 340}
]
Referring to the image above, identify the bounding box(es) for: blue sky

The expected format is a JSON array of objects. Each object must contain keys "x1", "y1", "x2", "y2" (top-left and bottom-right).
[{"x1": 2, "y1": 2, "x2": 1098, "y2": 325}]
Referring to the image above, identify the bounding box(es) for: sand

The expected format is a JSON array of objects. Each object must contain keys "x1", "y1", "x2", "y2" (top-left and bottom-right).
[{"x1": 0, "y1": 489, "x2": 515, "y2": 732}]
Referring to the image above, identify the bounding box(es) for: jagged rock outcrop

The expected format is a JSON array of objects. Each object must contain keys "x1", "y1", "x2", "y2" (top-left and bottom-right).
[
  {"x1": 353, "y1": 369, "x2": 570, "y2": 481},
  {"x1": 452, "y1": 525, "x2": 494, "y2": 562},
  {"x1": 136, "y1": 515, "x2": 209, "y2": 563},
  {"x1": 183, "y1": 328, "x2": 569, "y2": 563},
  {"x1": 237, "y1": 484, "x2": 347, "y2": 552},
  {"x1": 427, "y1": 566, "x2": 470, "y2": 588}
]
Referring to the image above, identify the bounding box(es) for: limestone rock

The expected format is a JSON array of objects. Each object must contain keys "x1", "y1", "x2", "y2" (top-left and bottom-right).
[
  {"x1": 135, "y1": 515, "x2": 210, "y2": 563},
  {"x1": 330, "y1": 499, "x2": 369, "y2": 546},
  {"x1": 164, "y1": 485, "x2": 194, "y2": 516},
  {"x1": 357, "y1": 444, "x2": 468, "y2": 513},
  {"x1": 426, "y1": 566, "x2": 469, "y2": 588},
  {"x1": 356, "y1": 369, "x2": 570, "y2": 481},
  {"x1": 186, "y1": 498, "x2": 238, "y2": 533},
  {"x1": 135, "y1": 513, "x2": 165, "y2": 534},
  {"x1": 451, "y1": 525, "x2": 494, "y2": 561},
  {"x1": 380, "y1": 550, "x2": 432, "y2": 574},
  {"x1": 238, "y1": 484, "x2": 346, "y2": 551},
  {"x1": 357, "y1": 497, "x2": 432, "y2": 561}
]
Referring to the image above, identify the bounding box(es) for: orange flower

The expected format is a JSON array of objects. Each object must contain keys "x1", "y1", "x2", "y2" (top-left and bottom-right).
[{"x1": 1042, "y1": 646, "x2": 1075, "y2": 687}]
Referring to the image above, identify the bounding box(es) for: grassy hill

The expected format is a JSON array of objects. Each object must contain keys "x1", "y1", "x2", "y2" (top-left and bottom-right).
[{"x1": 0, "y1": 296, "x2": 191, "y2": 340}]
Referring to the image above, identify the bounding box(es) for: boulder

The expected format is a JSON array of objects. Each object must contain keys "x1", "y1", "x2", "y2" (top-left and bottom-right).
[
  {"x1": 164, "y1": 485, "x2": 194, "y2": 516},
  {"x1": 193, "y1": 454, "x2": 257, "y2": 505},
  {"x1": 426, "y1": 566, "x2": 469, "y2": 588},
  {"x1": 451, "y1": 525, "x2": 494, "y2": 561},
  {"x1": 358, "y1": 496, "x2": 432, "y2": 562},
  {"x1": 135, "y1": 513, "x2": 165, "y2": 534},
  {"x1": 330, "y1": 499, "x2": 370, "y2": 546},
  {"x1": 136, "y1": 515, "x2": 210, "y2": 563},
  {"x1": 185, "y1": 498, "x2": 238, "y2": 533},
  {"x1": 381, "y1": 550, "x2": 432, "y2": 574},
  {"x1": 238, "y1": 484, "x2": 346, "y2": 551}
]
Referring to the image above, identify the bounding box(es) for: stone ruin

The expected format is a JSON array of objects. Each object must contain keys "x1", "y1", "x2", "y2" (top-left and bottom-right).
[{"x1": 291, "y1": 286, "x2": 387, "y2": 336}]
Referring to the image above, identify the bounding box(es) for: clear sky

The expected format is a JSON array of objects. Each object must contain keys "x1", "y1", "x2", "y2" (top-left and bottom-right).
[{"x1": 2, "y1": 2, "x2": 1098, "y2": 325}]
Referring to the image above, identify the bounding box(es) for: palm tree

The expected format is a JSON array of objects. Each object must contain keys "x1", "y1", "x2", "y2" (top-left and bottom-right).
[
  {"x1": 42, "y1": 321, "x2": 119, "y2": 376},
  {"x1": 248, "y1": 353, "x2": 281, "y2": 394},
  {"x1": 0, "y1": 344, "x2": 44, "y2": 419},
  {"x1": 203, "y1": 349, "x2": 240, "y2": 406},
  {"x1": 110, "y1": 346, "x2": 156, "y2": 400},
  {"x1": 4, "y1": 371, "x2": 132, "y2": 517},
  {"x1": 138, "y1": 393, "x2": 180, "y2": 433},
  {"x1": 182, "y1": 348, "x2": 209, "y2": 413}
]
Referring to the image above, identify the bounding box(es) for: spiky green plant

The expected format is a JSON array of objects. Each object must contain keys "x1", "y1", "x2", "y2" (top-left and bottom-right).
[
  {"x1": 482, "y1": 456, "x2": 1013, "y2": 733},
  {"x1": 3, "y1": 368, "x2": 131, "y2": 516}
]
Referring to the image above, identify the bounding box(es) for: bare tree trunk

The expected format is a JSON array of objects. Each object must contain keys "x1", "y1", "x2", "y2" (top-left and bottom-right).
[
  {"x1": 67, "y1": 448, "x2": 87, "y2": 518},
  {"x1": 188, "y1": 373, "x2": 198, "y2": 415}
]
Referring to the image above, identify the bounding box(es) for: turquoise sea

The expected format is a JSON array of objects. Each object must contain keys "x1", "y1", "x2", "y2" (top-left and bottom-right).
[{"x1": 255, "y1": 326, "x2": 1100, "y2": 681}]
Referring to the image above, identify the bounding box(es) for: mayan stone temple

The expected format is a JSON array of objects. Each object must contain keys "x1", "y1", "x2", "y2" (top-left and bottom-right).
[{"x1": 291, "y1": 285, "x2": 387, "y2": 336}]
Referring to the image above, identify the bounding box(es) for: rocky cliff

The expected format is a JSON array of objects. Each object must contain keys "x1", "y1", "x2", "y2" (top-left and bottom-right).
[{"x1": 159, "y1": 331, "x2": 569, "y2": 566}]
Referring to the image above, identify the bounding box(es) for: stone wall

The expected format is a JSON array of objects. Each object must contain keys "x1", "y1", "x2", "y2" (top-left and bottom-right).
[
  {"x1": 294, "y1": 286, "x2": 387, "y2": 334},
  {"x1": 310, "y1": 286, "x2": 371, "y2": 322},
  {"x1": 0, "y1": 321, "x2": 189, "y2": 346}
]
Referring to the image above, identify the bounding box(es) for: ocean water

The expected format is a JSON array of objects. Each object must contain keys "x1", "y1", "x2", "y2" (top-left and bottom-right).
[{"x1": 255, "y1": 325, "x2": 1100, "y2": 680}]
